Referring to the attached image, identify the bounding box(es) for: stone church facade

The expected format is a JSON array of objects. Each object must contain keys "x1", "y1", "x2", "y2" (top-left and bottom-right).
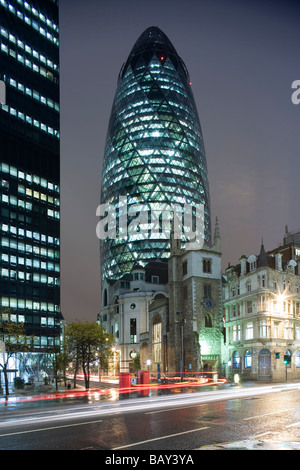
[
  {"x1": 163, "y1": 218, "x2": 224, "y2": 375},
  {"x1": 98, "y1": 219, "x2": 224, "y2": 377}
]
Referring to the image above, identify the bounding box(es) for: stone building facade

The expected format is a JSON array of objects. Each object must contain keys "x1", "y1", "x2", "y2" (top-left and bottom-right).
[
  {"x1": 166, "y1": 218, "x2": 224, "y2": 375},
  {"x1": 98, "y1": 219, "x2": 224, "y2": 376},
  {"x1": 99, "y1": 224, "x2": 300, "y2": 382},
  {"x1": 223, "y1": 230, "x2": 300, "y2": 382},
  {"x1": 99, "y1": 262, "x2": 169, "y2": 373}
]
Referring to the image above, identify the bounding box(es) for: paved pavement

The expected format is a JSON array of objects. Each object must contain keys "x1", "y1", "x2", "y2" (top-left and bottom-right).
[{"x1": 201, "y1": 440, "x2": 300, "y2": 450}]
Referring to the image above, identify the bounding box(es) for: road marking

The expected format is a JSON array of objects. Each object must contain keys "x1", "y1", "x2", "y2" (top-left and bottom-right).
[
  {"x1": 112, "y1": 426, "x2": 210, "y2": 449},
  {"x1": 0, "y1": 419, "x2": 103, "y2": 438},
  {"x1": 252, "y1": 431, "x2": 275, "y2": 438},
  {"x1": 145, "y1": 403, "x2": 206, "y2": 414},
  {"x1": 285, "y1": 422, "x2": 300, "y2": 428},
  {"x1": 243, "y1": 408, "x2": 292, "y2": 421}
]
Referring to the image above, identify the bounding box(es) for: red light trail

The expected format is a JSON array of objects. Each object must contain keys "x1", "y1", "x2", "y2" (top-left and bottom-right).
[{"x1": 0, "y1": 375, "x2": 226, "y2": 405}]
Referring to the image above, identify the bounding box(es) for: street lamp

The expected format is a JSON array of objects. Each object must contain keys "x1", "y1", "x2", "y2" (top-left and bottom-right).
[
  {"x1": 273, "y1": 290, "x2": 292, "y2": 381},
  {"x1": 112, "y1": 347, "x2": 116, "y2": 377}
]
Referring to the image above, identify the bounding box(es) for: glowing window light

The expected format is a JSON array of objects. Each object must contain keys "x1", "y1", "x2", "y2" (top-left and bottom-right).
[{"x1": 151, "y1": 131, "x2": 161, "y2": 137}]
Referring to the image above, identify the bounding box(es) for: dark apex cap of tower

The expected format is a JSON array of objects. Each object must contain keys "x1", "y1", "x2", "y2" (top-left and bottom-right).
[{"x1": 129, "y1": 26, "x2": 177, "y2": 56}]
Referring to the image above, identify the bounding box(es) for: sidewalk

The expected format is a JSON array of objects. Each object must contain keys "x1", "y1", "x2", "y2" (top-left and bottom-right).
[
  {"x1": 1, "y1": 378, "x2": 299, "y2": 404},
  {"x1": 0, "y1": 377, "x2": 120, "y2": 403}
]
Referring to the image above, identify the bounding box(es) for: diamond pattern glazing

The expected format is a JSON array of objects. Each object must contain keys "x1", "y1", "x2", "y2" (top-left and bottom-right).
[{"x1": 100, "y1": 27, "x2": 211, "y2": 280}]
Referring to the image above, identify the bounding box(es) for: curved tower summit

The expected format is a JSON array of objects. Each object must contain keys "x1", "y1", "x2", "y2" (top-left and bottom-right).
[{"x1": 100, "y1": 27, "x2": 211, "y2": 280}]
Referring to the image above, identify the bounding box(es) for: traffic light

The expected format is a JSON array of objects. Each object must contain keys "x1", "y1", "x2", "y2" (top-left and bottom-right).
[{"x1": 284, "y1": 355, "x2": 291, "y2": 366}]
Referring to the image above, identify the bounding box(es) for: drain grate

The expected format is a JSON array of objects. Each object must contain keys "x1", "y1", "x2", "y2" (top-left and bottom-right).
[{"x1": 197, "y1": 415, "x2": 218, "y2": 421}]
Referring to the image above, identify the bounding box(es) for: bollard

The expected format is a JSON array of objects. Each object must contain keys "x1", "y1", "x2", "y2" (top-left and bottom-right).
[
  {"x1": 119, "y1": 372, "x2": 131, "y2": 399},
  {"x1": 137, "y1": 370, "x2": 150, "y2": 396}
]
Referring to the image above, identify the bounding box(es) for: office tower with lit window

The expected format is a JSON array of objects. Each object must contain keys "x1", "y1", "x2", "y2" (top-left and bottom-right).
[
  {"x1": 0, "y1": 0, "x2": 62, "y2": 367},
  {"x1": 100, "y1": 26, "x2": 211, "y2": 281}
]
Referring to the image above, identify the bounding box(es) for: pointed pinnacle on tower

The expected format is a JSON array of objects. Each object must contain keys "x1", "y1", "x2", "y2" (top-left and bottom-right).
[{"x1": 213, "y1": 217, "x2": 221, "y2": 252}]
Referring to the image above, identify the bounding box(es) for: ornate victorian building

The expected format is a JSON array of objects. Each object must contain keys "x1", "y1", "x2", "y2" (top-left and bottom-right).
[{"x1": 224, "y1": 229, "x2": 300, "y2": 382}]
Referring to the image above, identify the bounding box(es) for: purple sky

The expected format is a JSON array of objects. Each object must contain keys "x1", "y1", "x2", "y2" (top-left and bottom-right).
[{"x1": 59, "y1": 0, "x2": 300, "y2": 323}]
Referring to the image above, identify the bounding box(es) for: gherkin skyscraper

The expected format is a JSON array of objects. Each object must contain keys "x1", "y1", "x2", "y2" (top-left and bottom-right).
[{"x1": 100, "y1": 27, "x2": 211, "y2": 280}]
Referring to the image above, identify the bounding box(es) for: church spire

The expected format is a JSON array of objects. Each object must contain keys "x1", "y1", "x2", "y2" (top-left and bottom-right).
[{"x1": 257, "y1": 240, "x2": 268, "y2": 267}]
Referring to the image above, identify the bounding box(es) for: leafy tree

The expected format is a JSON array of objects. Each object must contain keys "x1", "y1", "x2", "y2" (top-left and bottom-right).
[
  {"x1": 0, "y1": 309, "x2": 34, "y2": 396},
  {"x1": 65, "y1": 321, "x2": 114, "y2": 389},
  {"x1": 54, "y1": 342, "x2": 72, "y2": 389},
  {"x1": 14, "y1": 376, "x2": 25, "y2": 390},
  {"x1": 132, "y1": 353, "x2": 141, "y2": 372}
]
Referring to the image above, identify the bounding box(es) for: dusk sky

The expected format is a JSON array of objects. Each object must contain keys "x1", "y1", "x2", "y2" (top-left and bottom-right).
[{"x1": 59, "y1": 0, "x2": 300, "y2": 324}]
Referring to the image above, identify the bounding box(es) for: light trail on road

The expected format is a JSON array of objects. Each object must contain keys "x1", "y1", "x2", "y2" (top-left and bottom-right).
[
  {"x1": 0, "y1": 382, "x2": 300, "y2": 450},
  {"x1": 0, "y1": 377, "x2": 226, "y2": 405},
  {"x1": 1, "y1": 382, "x2": 300, "y2": 431}
]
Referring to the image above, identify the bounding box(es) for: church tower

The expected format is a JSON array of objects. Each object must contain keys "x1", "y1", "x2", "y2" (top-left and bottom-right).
[{"x1": 168, "y1": 218, "x2": 224, "y2": 374}]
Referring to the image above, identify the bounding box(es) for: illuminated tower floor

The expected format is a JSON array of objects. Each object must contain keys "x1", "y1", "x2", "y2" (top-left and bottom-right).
[{"x1": 0, "y1": 0, "x2": 62, "y2": 352}]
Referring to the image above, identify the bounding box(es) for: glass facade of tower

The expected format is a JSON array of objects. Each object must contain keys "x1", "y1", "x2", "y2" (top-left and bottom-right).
[
  {"x1": 0, "y1": 0, "x2": 62, "y2": 355},
  {"x1": 101, "y1": 27, "x2": 211, "y2": 280}
]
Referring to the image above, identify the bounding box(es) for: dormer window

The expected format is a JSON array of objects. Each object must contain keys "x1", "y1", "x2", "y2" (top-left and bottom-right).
[
  {"x1": 248, "y1": 255, "x2": 257, "y2": 271},
  {"x1": 250, "y1": 261, "x2": 256, "y2": 271}
]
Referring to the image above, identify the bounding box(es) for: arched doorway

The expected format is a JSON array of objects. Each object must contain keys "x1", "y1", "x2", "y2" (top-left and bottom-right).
[
  {"x1": 232, "y1": 351, "x2": 240, "y2": 369},
  {"x1": 258, "y1": 349, "x2": 271, "y2": 379},
  {"x1": 285, "y1": 349, "x2": 292, "y2": 368},
  {"x1": 152, "y1": 315, "x2": 162, "y2": 369},
  {"x1": 244, "y1": 350, "x2": 252, "y2": 369},
  {"x1": 203, "y1": 363, "x2": 213, "y2": 372},
  {"x1": 140, "y1": 342, "x2": 149, "y2": 370}
]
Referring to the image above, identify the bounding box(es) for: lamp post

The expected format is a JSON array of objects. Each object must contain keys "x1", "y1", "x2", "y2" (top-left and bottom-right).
[
  {"x1": 274, "y1": 291, "x2": 291, "y2": 381},
  {"x1": 112, "y1": 347, "x2": 116, "y2": 377}
]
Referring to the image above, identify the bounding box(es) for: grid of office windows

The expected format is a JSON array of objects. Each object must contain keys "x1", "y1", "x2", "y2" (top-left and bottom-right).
[
  {"x1": 101, "y1": 27, "x2": 211, "y2": 280},
  {"x1": 0, "y1": 0, "x2": 62, "y2": 353}
]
